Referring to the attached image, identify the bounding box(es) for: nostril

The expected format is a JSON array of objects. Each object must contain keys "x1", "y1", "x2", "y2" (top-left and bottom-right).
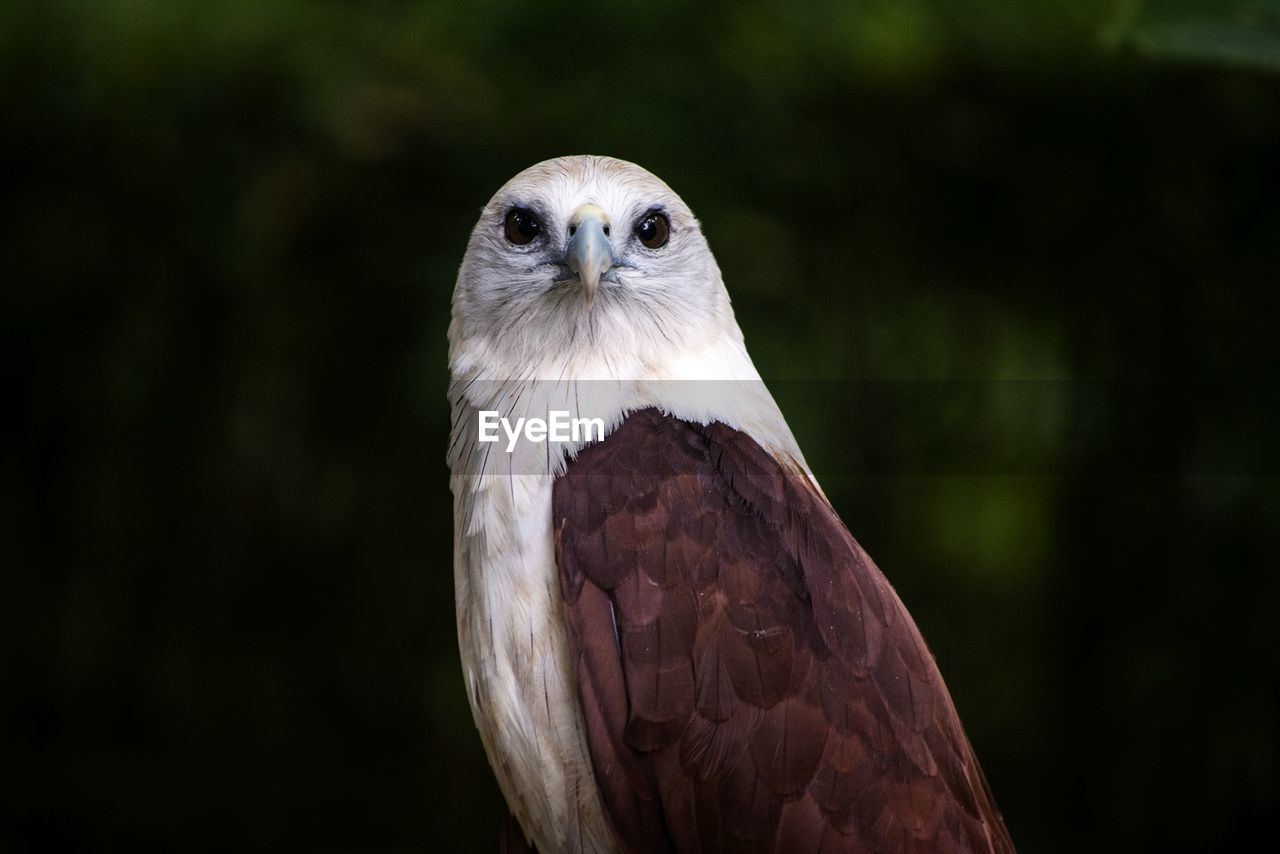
[
  {"x1": 569, "y1": 225, "x2": 577, "y2": 236},
  {"x1": 603, "y1": 225, "x2": 610, "y2": 236}
]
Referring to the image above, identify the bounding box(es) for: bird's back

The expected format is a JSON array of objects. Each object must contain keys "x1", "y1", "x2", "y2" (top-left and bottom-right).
[{"x1": 553, "y1": 408, "x2": 1015, "y2": 853}]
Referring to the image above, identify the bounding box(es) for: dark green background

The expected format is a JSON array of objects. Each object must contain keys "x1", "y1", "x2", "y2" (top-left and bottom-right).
[{"x1": 5, "y1": 1, "x2": 1279, "y2": 851}]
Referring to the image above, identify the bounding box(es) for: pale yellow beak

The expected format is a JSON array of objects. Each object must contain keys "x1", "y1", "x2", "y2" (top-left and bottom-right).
[{"x1": 566, "y1": 204, "x2": 614, "y2": 308}]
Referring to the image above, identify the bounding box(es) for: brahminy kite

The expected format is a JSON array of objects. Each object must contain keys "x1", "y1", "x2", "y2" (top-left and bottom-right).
[{"x1": 448, "y1": 155, "x2": 1014, "y2": 853}]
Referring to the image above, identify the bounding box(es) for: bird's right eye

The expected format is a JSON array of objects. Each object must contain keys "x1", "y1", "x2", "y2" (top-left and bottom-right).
[{"x1": 503, "y1": 209, "x2": 542, "y2": 245}]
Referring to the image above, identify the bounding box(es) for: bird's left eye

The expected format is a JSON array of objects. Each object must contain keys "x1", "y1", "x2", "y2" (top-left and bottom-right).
[
  {"x1": 503, "y1": 208, "x2": 543, "y2": 245},
  {"x1": 635, "y1": 212, "x2": 670, "y2": 249}
]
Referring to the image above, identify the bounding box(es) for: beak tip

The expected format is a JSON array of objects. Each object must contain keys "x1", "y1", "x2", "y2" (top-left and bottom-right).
[{"x1": 580, "y1": 275, "x2": 598, "y2": 308}]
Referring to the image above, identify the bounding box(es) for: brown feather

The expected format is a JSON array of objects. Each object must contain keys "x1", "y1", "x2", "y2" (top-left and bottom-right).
[{"x1": 554, "y1": 408, "x2": 1015, "y2": 853}]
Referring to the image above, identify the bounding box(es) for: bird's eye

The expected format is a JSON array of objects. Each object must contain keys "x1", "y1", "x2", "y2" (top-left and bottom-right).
[
  {"x1": 635, "y1": 212, "x2": 670, "y2": 249},
  {"x1": 503, "y1": 208, "x2": 542, "y2": 245}
]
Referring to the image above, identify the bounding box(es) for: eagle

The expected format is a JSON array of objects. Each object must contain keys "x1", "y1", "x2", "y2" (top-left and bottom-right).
[{"x1": 448, "y1": 155, "x2": 1014, "y2": 853}]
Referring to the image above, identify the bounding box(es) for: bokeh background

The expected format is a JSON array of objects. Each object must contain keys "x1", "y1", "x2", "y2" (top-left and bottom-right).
[{"x1": 5, "y1": 1, "x2": 1279, "y2": 851}]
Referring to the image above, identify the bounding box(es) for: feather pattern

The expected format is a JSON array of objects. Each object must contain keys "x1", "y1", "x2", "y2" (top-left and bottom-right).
[{"x1": 554, "y1": 408, "x2": 1015, "y2": 853}]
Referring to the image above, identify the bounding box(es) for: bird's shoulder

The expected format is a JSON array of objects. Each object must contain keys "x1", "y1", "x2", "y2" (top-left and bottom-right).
[{"x1": 552, "y1": 407, "x2": 1013, "y2": 854}]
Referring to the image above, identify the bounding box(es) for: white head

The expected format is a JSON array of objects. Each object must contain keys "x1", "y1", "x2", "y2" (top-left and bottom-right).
[{"x1": 449, "y1": 156, "x2": 742, "y2": 377}]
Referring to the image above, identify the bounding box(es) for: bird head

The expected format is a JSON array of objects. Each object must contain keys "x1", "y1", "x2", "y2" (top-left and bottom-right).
[{"x1": 450, "y1": 156, "x2": 739, "y2": 374}]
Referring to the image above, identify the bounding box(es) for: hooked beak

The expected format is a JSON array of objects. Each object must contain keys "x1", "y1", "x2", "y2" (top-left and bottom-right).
[{"x1": 565, "y1": 204, "x2": 614, "y2": 308}]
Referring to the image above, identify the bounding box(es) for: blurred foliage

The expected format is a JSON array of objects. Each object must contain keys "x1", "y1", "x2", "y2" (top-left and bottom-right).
[
  {"x1": 3, "y1": 1, "x2": 1278, "y2": 853},
  {"x1": 1107, "y1": 0, "x2": 1280, "y2": 70}
]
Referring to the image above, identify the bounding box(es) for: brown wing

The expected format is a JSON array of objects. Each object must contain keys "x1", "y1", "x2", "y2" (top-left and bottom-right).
[{"x1": 553, "y1": 408, "x2": 1014, "y2": 854}]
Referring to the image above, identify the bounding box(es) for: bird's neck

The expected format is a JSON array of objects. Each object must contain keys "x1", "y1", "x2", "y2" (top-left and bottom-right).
[{"x1": 447, "y1": 331, "x2": 809, "y2": 483}]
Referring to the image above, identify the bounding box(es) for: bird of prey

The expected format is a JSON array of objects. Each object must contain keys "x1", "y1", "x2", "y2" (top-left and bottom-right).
[{"x1": 448, "y1": 155, "x2": 1014, "y2": 853}]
